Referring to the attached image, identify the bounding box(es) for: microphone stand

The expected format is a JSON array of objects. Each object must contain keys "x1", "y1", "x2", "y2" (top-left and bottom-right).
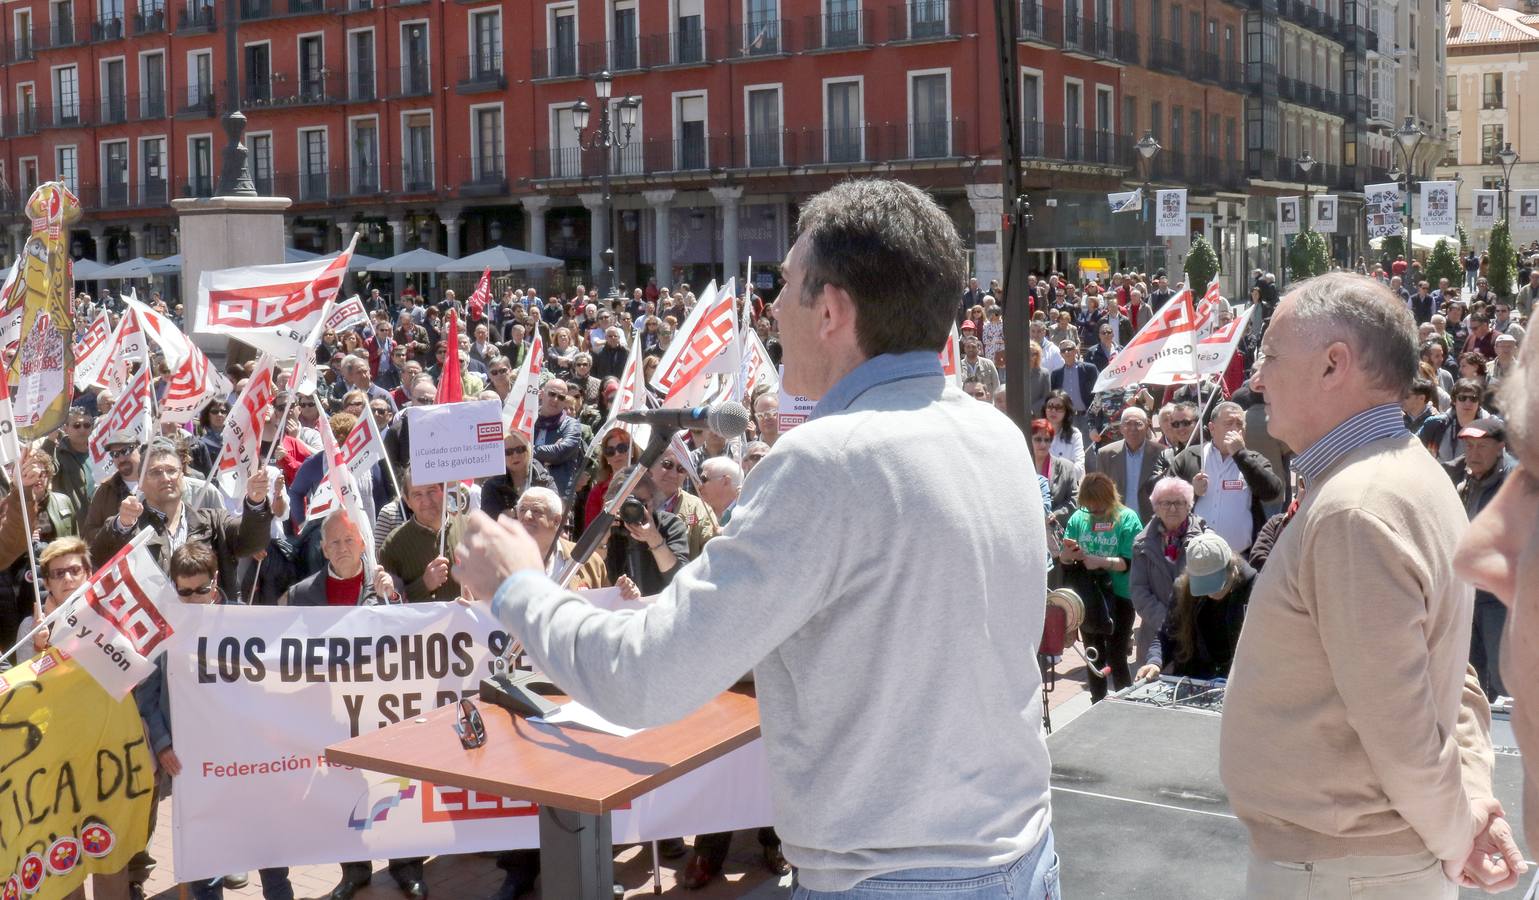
[{"x1": 554, "y1": 423, "x2": 677, "y2": 588}]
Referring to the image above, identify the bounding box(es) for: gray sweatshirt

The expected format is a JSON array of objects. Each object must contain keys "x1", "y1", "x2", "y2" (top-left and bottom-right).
[{"x1": 491, "y1": 351, "x2": 1052, "y2": 891}]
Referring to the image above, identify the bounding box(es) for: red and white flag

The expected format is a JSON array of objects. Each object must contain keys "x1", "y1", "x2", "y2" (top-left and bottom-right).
[
  {"x1": 215, "y1": 353, "x2": 277, "y2": 495},
  {"x1": 737, "y1": 325, "x2": 778, "y2": 401},
  {"x1": 0, "y1": 374, "x2": 21, "y2": 468},
  {"x1": 47, "y1": 529, "x2": 176, "y2": 699},
  {"x1": 323, "y1": 294, "x2": 369, "y2": 335},
  {"x1": 304, "y1": 420, "x2": 377, "y2": 573},
  {"x1": 938, "y1": 323, "x2": 963, "y2": 389},
  {"x1": 126, "y1": 293, "x2": 193, "y2": 370},
  {"x1": 86, "y1": 306, "x2": 149, "y2": 395},
  {"x1": 194, "y1": 234, "x2": 358, "y2": 356},
  {"x1": 287, "y1": 299, "x2": 335, "y2": 397},
  {"x1": 159, "y1": 342, "x2": 231, "y2": 425},
  {"x1": 466, "y1": 269, "x2": 491, "y2": 322},
  {"x1": 1193, "y1": 276, "x2": 1224, "y2": 343},
  {"x1": 336, "y1": 405, "x2": 386, "y2": 479},
  {"x1": 1092, "y1": 288, "x2": 1199, "y2": 392},
  {"x1": 502, "y1": 332, "x2": 544, "y2": 441},
  {"x1": 591, "y1": 331, "x2": 651, "y2": 453},
  {"x1": 71, "y1": 311, "x2": 112, "y2": 389},
  {"x1": 1168, "y1": 304, "x2": 1256, "y2": 385},
  {"x1": 653, "y1": 280, "x2": 739, "y2": 406},
  {"x1": 85, "y1": 362, "x2": 155, "y2": 480}
]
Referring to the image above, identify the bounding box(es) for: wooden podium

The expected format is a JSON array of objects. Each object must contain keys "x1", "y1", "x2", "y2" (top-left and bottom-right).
[{"x1": 326, "y1": 688, "x2": 760, "y2": 899}]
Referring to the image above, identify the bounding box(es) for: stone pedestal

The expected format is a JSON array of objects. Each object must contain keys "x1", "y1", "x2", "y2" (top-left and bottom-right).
[{"x1": 173, "y1": 194, "x2": 293, "y2": 364}]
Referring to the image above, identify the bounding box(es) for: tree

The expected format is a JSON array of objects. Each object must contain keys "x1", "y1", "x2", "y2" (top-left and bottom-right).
[
  {"x1": 1490, "y1": 219, "x2": 1519, "y2": 299},
  {"x1": 1424, "y1": 238, "x2": 1461, "y2": 286},
  {"x1": 1380, "y1": 234, "x2": 1406, "y2": 262},
  {"x1": 1457, "y1": 223, "x2": 1471, "y2": 253},
  {"x1": 1184, "y1": 234, "x2": 1220, "y2": 292},
  {"x1": 1288, "y1": 231, "x2": 1330, "y2": 281}
]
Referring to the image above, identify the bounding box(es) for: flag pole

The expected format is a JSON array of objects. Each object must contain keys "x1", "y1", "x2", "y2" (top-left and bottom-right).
[{"x1": 13, "y1": 448, "x2": 42, "y2": 623}]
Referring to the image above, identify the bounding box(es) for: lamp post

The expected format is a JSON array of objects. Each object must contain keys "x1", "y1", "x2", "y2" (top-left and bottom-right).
[
  {"x1": 1498, "y1": 142, "x2": 1520, "y2": 225},
  {"x1": 215, "y1": 0, "x2": 255, "y2": 195},
  {"x1": 571, "y1": 70, "x2": 638, "y2": 298},
  {"x1": 1298, "y1": 153, "x2": 1315, "y2": 231},
  {"x1": 1136, "y1": 130, "x2": 1162, "y2": 275},
  {"x1": 1394, "y1": 117, "x2": 1425, "y2": 255}
]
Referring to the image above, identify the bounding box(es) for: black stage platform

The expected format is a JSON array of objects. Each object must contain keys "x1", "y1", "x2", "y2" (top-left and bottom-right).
[{"x1": 1047, "y1": 685, "x2": 1528, "y2": 898}]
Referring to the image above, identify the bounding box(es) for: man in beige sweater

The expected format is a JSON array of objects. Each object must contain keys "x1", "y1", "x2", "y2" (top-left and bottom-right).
[{"x1": 1226, "y1": 272, "x2": 1522, "y2": 897}]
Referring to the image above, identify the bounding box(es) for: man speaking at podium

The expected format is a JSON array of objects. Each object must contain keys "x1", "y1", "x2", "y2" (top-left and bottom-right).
[{"x1": 456, "y1": 179, "x2": 1058, "y2": 898}]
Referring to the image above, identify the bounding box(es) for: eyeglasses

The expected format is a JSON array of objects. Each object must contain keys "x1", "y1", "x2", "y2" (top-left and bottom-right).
[
  {"x1": 296, "y1": 401, "x2": 317, "y2": 408},
  {"x1": 108, "y1": 446, "x2": 136, "y2": 459},
  {"x1": 454, "y1": 699, "x2": 486, "y2": 750},
  {"x1": 175, "y1": 583, "x2": 216, "y2": 598},
  {"x1": 1168, "y1": 419, "x2": 1195, "y2": 428},
  {"x1": 489, "y1": 368, "x2": 509, "y2": 376},
  {"x1": 505, "y1": 446, "x2": 528, "y2": 457},
  {"x1": 1153, "y1": 499, "x2": 1189, "y2": 510},
  {"x1": 1455, "y1": 394, "x2": 1480, "y2": 403},
  {"x1": 45, "y1": 563, "x2": 85, "y2": 580},
  {"x1": 576, "y1": 361, "x2": 592, "y2": 367},
  {"x1": 1045, "y1": 403, "x2": 1065, "y2": 411},
  {"x1": 657, "y1": 459, "x2": 681, "y2": 472},
  {"x1": 604, "y1": 442, "x2": 632, "y2": 456}
]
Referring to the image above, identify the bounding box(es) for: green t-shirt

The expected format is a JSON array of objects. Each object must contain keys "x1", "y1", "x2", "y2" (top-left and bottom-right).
[{"x1": 1064, "y1": 506, "x2": 1143, "y2": 598}]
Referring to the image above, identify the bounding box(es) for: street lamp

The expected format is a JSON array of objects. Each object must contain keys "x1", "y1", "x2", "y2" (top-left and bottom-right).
[
  {"x1": 1394, "y1": 117, "x2": 1425, "y2": 253},
  {"x1": 215, "y1": 0, "x2": 255, "y2": 195},
  {"x1": 571, "y1": 70, "x2": 639, "y2": 298},
  {"x1": 1498, "y1": 142, "x2": 1520, "y2": 225},
  {"x1": 1136, "y1": 130, "x2": 1162, "y2": 275},
  {"x1": 1298, "y1": 153, "x2": 1316, "y2": 231}
]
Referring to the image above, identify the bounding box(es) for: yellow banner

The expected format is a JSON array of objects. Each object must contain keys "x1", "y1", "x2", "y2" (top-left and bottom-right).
[
  {"x1": 0, "y1": 649, "x2": 154, "y2": 900},
  {"x1": 8, "y1": 182, "x2": 80, "y2": 440}
]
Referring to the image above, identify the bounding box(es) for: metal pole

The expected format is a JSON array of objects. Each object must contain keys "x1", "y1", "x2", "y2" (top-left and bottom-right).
[
  {"x1": 1144, "y1": 175, "x2": 1153, "y2": 275},
  {"x1": 995, "y1": 0, "x2": 1029, "y2": 433}
]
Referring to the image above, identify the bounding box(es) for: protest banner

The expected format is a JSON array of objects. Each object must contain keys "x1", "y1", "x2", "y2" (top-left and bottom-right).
[
  {"x1": 195, "y1": 235, "x2": 357, "y2": 356},
  {"x1": 9, "y1": 182, "x2": 80, "y2": 439},
  {"x1": 324, "y1": 294, "x2": 369, "y2": 334},
  {"x1": 776, "y1": 366, "x2": 817, "y2": 432},
  {"x1": 49, "y1": 529, "x2": 176, "y2": 699},
  {"x1": 0, "y1": 649, "x2": 155, "y2": 900},
  {"x1": 163, "y1": 603, "x2": 772, "y2": 881},
  {"x1": 1165, "y1": 305, "x2": 1256, "y2": 385},
  {"x1": 1093, "y1": 288, "x2": 1199, "y2": 392},
  {"x1": 407, "y1": 399, "x2": 505, "y2": 484},
  {"x1": 70, "y1": 311, "x2": 112, "y2": 389},
  {"x1": 159, "y1": 341, "x2": 230, "y2": 425},
  {"x1": 653, "y1": 280, "x2": 739, "y2": 405}
]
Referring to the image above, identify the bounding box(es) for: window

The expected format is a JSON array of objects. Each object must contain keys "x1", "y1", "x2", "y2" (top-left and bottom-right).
[
  {"x1": 251, "y1": 131, "x2": 272, "y2": 192},
  {"x1": 245, "y1": 43, "x2": 270, "y2": 102},
  {"x1": 550, "y1": 5, "x2": 576, "y2": 76},
  {"x1": 1150, "y1": 100, "x2": 1162, "y2": 140},
  {"x1": 346, "y1": 31, "x2": 374, "y2": 101},
  {"x1": 100, "y1": 58, "x2": 126, "y2": 123},
  {"x1": 1169, "y1": 4, "x2": 1181, "y2": 46},
  {"x1": 400, "y1": 23, "x2": 429, "y2": 95},
  {"x1": 825, "y1": 78, "x2": 862, "y2": 162},
  {"x1": 1482, "y1": 176, "x2": 1501, "y2": 190},
  {"x1": 473, "y1": 106, "x2": 503, "y2": 182},
  {"x1": 611, "y1": 1, "x2": 638, "y2": 69},
  {"x1": 404, "y1": 113, "x2": 432, "y2": 189},
  {"x1": 1150, "y1": 0, "x2": 1161, "y2": 40},
  {"x1": 747, "y1": 85, "x2": 782, "y2": 165},
  {"x1": 1482, "y1": 124, "x2": 1504, "y2": 163},
  {"x1": 102, "y1": 141, "x2": 128, "y2": 206},
  {"x1": 188, "y1": 51, "x2": 212, "y2": 108},
  {"x1": 299, "y1": 35, "x2": 324, "y2": 101},
  {"x1": 139, "y1": 136, "x2": 165, "y2": 202},
  {"x1": 1024, "y1": 72, "x2": 1042, "y2": 155},
  {"x1": 97, "y1": 0, "x2": 122, "y2": 36},
  {"x1": 1094, "y1": 87, "x2": 1114, "y2": 164},
  {"x1": 14, "y1": 10, "x2": 33, "y2": 60},
  {"x1": 1122, "y1": 94, "x2": 1136, "y2": 142},
  {"x1": 55, "y1": 146, "x2": 76, "y2": 190},
  {"x1": 551, "y1": 103, "x2": 581, "y2": 177},
  {"x1": 911, "y1": 0, "x2": 946, "y2": 37},
  {"x1": 350, "y1": 119, "x2": 378, "y2": 194},
  {"x1": 18, "y1": 159, "x2": 38, "y2": 200},
  {"x1": 51, "y1": 0, "x2": 73, "y2": 45},
  {"x1": 1483, "y1": 73, "x2": 1503, "y2": 109},
  {"x1": 300, "y1": 128, "x2": 327, "y2": 199},
  {"x1": 52, "y1": 66, "x2": 78, "y2": 123},
  {"x1": 825, "y1": 0, "x2": 860, "y2": 47},
  {"x1": 912, "y1": 71, "x2": 949, "y2": 158},
  {"x1": 746, "y1": 0, "x2": 780, "y2": 55},
  {"x1": 1170, "y1": 105, "x2": 1182, "y2": 160},
  {"x1": 675, "y1": 0, "x2": 704, "y2": 63},
  {"x1": 16, "y1": 84, "x2": 34, "y2": 133},
  {"x1": 189, "y1": 135, "x2": 212, "y2": 196},
  {"x1": 676, "y1": 93, "x2": 706, "y2": 169},
  {"x1": 141, "y1": 52, "x2": 165, "y2": 117},
  {"x1": 1208, "y1": 112, "x2": 1220, "y2": 158},
  {"x1": 470, "y1": 11, "x2": 501, "y2": 80}
]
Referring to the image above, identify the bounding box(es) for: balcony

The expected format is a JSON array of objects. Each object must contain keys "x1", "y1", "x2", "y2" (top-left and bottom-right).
[
  {"x1": 387, "y1": 65, "x2": 432, "y2": 98},
  {"x1": 98, "y1": 180, "x2": 133, "y2": 209},
  {"x1": 183, "y1": 175, "x2": 214, "y2": 199},
  {"x1": 177, "y1": 3, "x2": 214, "y2": 31},
  {"x1": 662, "y1": 25, "x2": 713, "y2": 65},
  {"x1": 133, "y1": 6, "x2": 167, "y2": 32},
  {"x1": 401, "y1": 161, "x2": 435, "y2": 193},
  {"x1": 803, "y1": 9, "x2": 871, "y2": 51},
  {"x1": 345, "y1": 70, "x2": 376, "y2": 102},
  {"x1": 245, "y1": 72, "x2": 337, "y2": 108},
  {"x1": 239, "y1": 0, "x2": 271, "y2": 20},
  {"x1": 89, "y1": 15, "x2": 124, "y2": 41},
  {"x1": 890, "y1": 0, "x2": 958, "y2": 41},
  {"x1": 729, "y1": 18, "x2": 792, "y2": 59},
  {"x1": 13, "y1": 110, "x2": 37, "y2": 136},
  {"x1": 177, "y1": 89, "x2": 216, "y2": 118},
  {"x1": 139, "y1": 180, "x2": 169, "y2": 206},
  {"x1": 1018, "y1": 0, "x2": 1063, "y2": 45},
  {"x1": 45, "y1": 19, "x2": 78, "y2": 48},
  {"x1": 1483, "y1": 91, "x2": 1505, "y2": 110},
  {"x1": 1112, "y1": 28, "x2": 1139, "y2": 64},
  {"x1": 1148, "y1": 38, "x2": 1188, "y2": 76},
  {"x1": 531, "y1": 42, "x2": 589, "y2": 80},
  {"x1": 103, "y1": 92, "x2": 169, "y2": 122},
  {"x1": 7, "y1": 31, "x2": 35, "y2": 63},
  {"x1": 1065, "y1": 16, "x2": 1114, "y2": 59},
  {"x1": 456, "y1": 52, "x2": 504, "y2": 92},
  {"x1": 345, "y1": 166, "x2": 384, "y2": 197},
  {"x1": 1022, "y1": 123, "x2": 1128, "y2": 166},
  {"x1": 38, "y1": 104, "x2": 89, "y2": 129},
  {"x1": 97, "y1": 93, "x2": 130, "y2": 124},
  {"x1": 456, "y1": 155, "x2": 507, "y2": 197},
  {"x1": 1277, "y1": 75, "x2": 1301, "y2": 103}
]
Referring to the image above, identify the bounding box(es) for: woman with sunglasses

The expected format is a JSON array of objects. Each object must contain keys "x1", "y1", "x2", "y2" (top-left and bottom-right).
[
  {"x1": 583, "y1": 427, "x2": 637, "y2": 530},
  {"x1": 1420, "y1": 377, "x2": 1496, "y2": 463},
  {"x1": 480, "y1": 431, "x2": 557, "y2": 522},
  {"x1": 1042, "y1": 388, "x2": 1086, "y2": 475}
]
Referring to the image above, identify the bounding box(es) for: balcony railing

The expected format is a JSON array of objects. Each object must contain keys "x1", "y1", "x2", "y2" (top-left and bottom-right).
[
  {"x1": 133, "y1": 6, "x2": 167, "y2": 32},
  {"x1": 532, "y1": 42, "x2": 585, "y2": 79},
  {"x1": 665, "y1": 26, "x2": 714, "y2": 64},
  {"x1": 1064, "y1": 16, "x2": 1113, "y2": 58},
  {"x1": 97, "y1": 180, "x2": 133, "y2": 209},
  {"x1": 245, "y1": 72, "x2": 337, "y2": 107},
  {"x1": 346, "y1": 70, "x2": 376, "y2": 101},
  {"x1": 401, "y1": 161, "x2": 434, "y2": 193},
  {"x1": 1021, "y1": 122, "x2": 1129, "y2": 166},
  {"x1": 387, "y1": 65, "x2": 432, "y2": 98},
  {"x1": 13, "y1": 109, "x2": 37, "y2": 136},
  {"x1": 97, "y1": 94, "x2": 130, "y2": 124},
  {"x1": 1018, "y1": 0, "x2": 1063, "y2": 44},
  {"x1": 239, "y1": 0, "x2": 271, "y2": 19},
  {"x1": 1148, "y1": 38, "x2": 1188, "y2": 76},
  {"x1": 39, "y1": 104, "x2": 89, "y2": 129},
  {"x1": 729, "y1": 18, "x2": 791, "y2": 58},
  {"x1": 177, "y1": 3, "x2": 214, "y2": 31},
  {"x1": 803, "y1": 9, "x2": 870, "y2": 51},
  {"x1": 46, "y1": 19, "x2": 77, "y2": 48},
  {"x1": 89, "y1": 15, "x2": 124, "y2": 41},
  {"x1": 457, "y1": 52, "x2": 504, "y2": 91},
  {"x1": 140, "y1": 179, "x2": 169, "y2": 206},
  {"x1": 1483, "y1": 91, "x2": 1504, "y2": 109},
  {"x1": 455, "y1": 155, "x2": 507, "y2": 196},
  {"x1": 892, "y1": 0, "x2": 957, "y2": 41},
  {"x1": 177, "y1": 88, "x2": 216, "y2": 117},
  {"x1": 7, "y1": 31, "x2": 35, "y2": 63},
  {"x1": 1112, "y1": 27, "x2": 1139, "y2": 64}
]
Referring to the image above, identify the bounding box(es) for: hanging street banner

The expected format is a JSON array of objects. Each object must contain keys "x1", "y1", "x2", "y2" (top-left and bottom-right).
[
  {"x1": 1472, "y1": 190, "x2": 1501, "y2": 230},
  {"x1": 0, "y1": 649, "x2": 156, "y2": 900},
  {"x1": 1154, "y1": 189, "x2": 1187, "y2": 237},
  {"x1": 163, "y1": 603, "x2": 772, "y2": 882},
  {"x1": 1277, "y1": 197, "x2": 1301, "y2": 236},
  {"x1": 1419, "y1": 181, "x2": 1458, "y2": 236},
  {"x1": 1313, "y1": 196, "x2": 1339, "y2": 234},
  {"x1": 1365, "y1": 182, "x2": 1404, "y2": 239},
  {"x1": 1518, "y1": 190, "x2": 1539, "y2": 231}
]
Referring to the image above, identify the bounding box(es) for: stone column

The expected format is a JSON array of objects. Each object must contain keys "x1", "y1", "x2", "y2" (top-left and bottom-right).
[
  {"x1": 644, "y1": 189, "x2": 676, "y2": 288},
  {"x1": 709, "y1": 186, "x2": 743, "y2": 287},
  {"x1": 337, "y1": 220, "x2": 357, "y2": 251},
  {"x1": 438, "y1": 206, "x2": 463, "y2": 259},
  {"x1": 579, "y1": 192, "x2": 605, "y2": 286},
  {"x1": 522, "y1": 195, "x2": 552, "y2": 259},
  {"x1": 88, "y1": 225, "x2": 108, "y2": 261},
  {"x1": 966, "y1": 183, "x2": 1004, "y2": 287},
  {"x1": 389, "y1": 218, "x2": 407, "y2": 299}
]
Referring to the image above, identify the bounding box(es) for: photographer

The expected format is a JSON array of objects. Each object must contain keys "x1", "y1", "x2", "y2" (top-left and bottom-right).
[{"x1": 603, "y1": 465, "x2": 688, "y2": 595}]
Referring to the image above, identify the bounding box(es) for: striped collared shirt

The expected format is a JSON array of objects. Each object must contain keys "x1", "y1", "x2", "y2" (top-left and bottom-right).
[{"x1": 1291, "y1": 402, "x2": 1409, "y2": 483}]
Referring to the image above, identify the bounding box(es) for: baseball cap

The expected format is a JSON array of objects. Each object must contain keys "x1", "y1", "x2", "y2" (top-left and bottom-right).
[
  {"x1": 1458, "y1": 418, "x2": 1506, "y2": 441},
  {"x1": 1184, "y1": 532, "x2": 1233, "y2": 597},
  {"x1": 1496, "y1": 332, "x2": 1518, "y2": 345},
  {"x1": 960, "y1": 320, "x2": 976, "y2": 331}
]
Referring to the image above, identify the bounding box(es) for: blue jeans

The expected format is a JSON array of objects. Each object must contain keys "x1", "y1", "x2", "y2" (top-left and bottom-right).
[{"x1": 793, "y1": 829, "x2": 1059, "y2": 899}]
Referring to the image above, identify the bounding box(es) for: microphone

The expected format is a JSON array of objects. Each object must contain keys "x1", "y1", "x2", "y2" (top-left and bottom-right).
[{"x1": 618, "y1": 401, "x2": 751, "y2": 438}]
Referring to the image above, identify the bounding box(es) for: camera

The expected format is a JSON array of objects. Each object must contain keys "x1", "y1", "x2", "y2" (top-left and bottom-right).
[{"x1": 618, "y1": 496, "x2": 649, "y2": 526}]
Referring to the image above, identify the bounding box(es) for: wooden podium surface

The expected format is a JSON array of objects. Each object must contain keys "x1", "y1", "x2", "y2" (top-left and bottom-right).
[{"x1": 325, "y1": 687, "x2": 761, "y2": 815}]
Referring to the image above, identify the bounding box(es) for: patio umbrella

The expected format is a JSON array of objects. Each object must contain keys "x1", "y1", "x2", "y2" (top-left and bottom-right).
[
  {"x1": 436, "y1": 245, "x2": 564, "y2": 273},
  {"x1": 95, "y1": 257, "x2": 158, "y2": 279},
  {"x1": 367, "y1": 247, "x2": 454, "y2": 273},
  {"x1": 70, "y1": 258, "x2": 111, "y2": 280}
]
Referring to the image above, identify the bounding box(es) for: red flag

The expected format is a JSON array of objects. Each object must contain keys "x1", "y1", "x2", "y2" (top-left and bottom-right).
[
  {"x1": 441, "y1": 313, "x2": 464, "y2": 404},
  {"x1": 467, "y1": 268, "x2": 491, "y2": 322}
]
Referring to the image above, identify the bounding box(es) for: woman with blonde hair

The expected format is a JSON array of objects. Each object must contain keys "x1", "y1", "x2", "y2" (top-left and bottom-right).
[{"x1": 1058, "y1": 471, "x2": 1142, "y2": 701}]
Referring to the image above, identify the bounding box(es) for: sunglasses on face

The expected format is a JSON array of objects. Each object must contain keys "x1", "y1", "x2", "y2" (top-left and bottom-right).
[
  {"x1": 1168, "y1": 419, "x2": 1195, "y2": 428},
  {"x1": 1456, "y1": 394, "x2": 1480, "y2": 402},
  {"x1": 505, "y1": 446, "x2": 528, "y2": 457},
  {"x1": 657, "y1": 459, "x2": 680, "y2": 472},
  {"x1": 108, "y1": 447, "x2": 135, "y2": 459},
  {"x1": 604, "y1": 442, "x2": 631, "y2": 456},
  {"x1": 490, "y1": 368, "x2": 510, "y2": 376},
  {"x1": 46, "y1": 563, "x2": 85, "y2": 580},
  {"x1": 176, "y1": 583, "x2": 216, "y2": 598}
]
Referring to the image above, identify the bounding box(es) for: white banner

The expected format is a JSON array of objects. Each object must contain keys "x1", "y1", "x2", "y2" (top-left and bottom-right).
[
  {"x1": 1093, "y1": 288, "x2": 1199, "y2": 392},
  {"x1": 407, "y1": 399, "x2": 505, "y2": 485},
  {"x1": 51, "y1": 529, "x2": 175, "y2": 699},
  {"x1": 776, "y1": 366, "x2": 817, "y2": 432},
  {"x1": 159, "y1": 342, "x2": 229, "y2": 426},
  {"x1": 216, "y1": 353, "x2": 276, "y2": 493},
  {"x1": 1519, "y1": 190, "x2": 1539, "y2": 230},
  {"x1": 653, "y1": 280, "x2": 740, "y2": 405},
  {"x1": 939, "y1": 323, "x2": 962, "y2": 389},
  {"x1": 195, "y1": 235, "x2": 357, "y2": 356},
  {"x1": 164, "y1": 603, "x2": 772, "y2": 882},
  {"x1": 1166, "y1": 304, "x2": 1255, "y2": 385},
  {"x1": 1277, "y1": 197, "x2": 1301, "y2": 236},
  {"x1": 324, "y1": 294, "x2": 369, "y2": 334},
  {"x1": 1154, "y1": 189, "x2": 1187, "y2": 237},
  {"x1": 1472, "y1": 190, "x2": 1501, "y2": 229},
  {"x1": 1366, "y1": 182, "x2": 1404, "y2": 238},
  {"x1": 71, "y1": 311, "x2": 112, "y2": 389},
  {"x1": 1107, "y1": 188, "x2": 1141, "y2": 214},
  {"x1": 1420, "y1": 181, "x2": 1458, "y2": 236},
  {"x1": 1313, "y1": 195, "x2": 1339, "y2": 234},
  {"x1": 502, "y1": 332, "x2": 544, "y2": 440}
]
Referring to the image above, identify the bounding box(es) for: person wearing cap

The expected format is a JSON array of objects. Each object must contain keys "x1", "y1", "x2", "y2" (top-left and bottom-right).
[
  {"x1": 1136, "y1": 530, "x2": 1255, "y2": 682},
  {"x1": 1456, "y1": 418, "x2": 1512, "y2": 700},
  {"x1": 80, "y1": 438, "x2": 143, "y2": 545}
]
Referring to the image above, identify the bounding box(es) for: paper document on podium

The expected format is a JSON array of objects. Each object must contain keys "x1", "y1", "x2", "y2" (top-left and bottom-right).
[{"x1": 533, "y1": 700, "x2": 645, "y2": 738}]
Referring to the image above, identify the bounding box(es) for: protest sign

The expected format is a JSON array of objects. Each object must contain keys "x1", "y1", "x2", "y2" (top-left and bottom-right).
[
  {"x1": 776, "y1": 367, "x2": 817, "y2": 432},
  {"x1": 1093, "y1": 288, "x2": 1198, "y2": 391},
  {"x1": 0, "y1": 649, "x2": 155, "y2": 899},
  {"x1": 164, "y1": 603, "x2": 772, "y2": 881},
  {"x1": 407, "y1": 399, "x2": 505, "y2": 484}
]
